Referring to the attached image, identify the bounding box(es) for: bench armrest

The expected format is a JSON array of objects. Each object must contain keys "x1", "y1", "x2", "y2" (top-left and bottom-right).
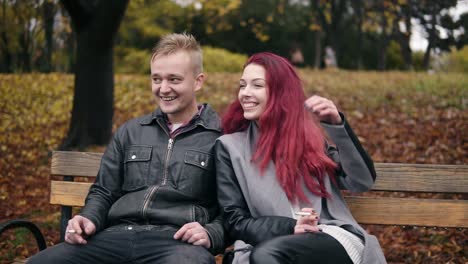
[{"x1": 0, "y1": 219, "x2": 47, "y2": 251}]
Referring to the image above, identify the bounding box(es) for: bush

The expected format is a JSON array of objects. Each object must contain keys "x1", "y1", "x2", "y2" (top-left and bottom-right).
[
  {"x1": 202, "y1": 46, "x2": 247, "y2": 73},
  {"x1": 386, "y1": 41, "x2": 405, "y2": 70},
  {"x1": 114, "y1": 46, "x2": 151, "y2": 75},
  {"x1": 446, "y1": 46, "x2": 468, "y2": 73},
  {"x1": 114, "y1": 46, "x2": 247, "y2": 74},
  {"x1": 412, "y1": 51, "x2": 425, "y2": 71}
]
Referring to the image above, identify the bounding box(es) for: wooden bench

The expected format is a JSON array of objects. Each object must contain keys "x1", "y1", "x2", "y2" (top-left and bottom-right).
[{"x1": 2, "y1": 151, "x2": 467, "y2": 263}]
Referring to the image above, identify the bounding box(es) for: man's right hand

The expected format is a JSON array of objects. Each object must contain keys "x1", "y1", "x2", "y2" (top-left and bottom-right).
[{"x1": 65, "y1": 215, "x2": 96, "y2": 245}]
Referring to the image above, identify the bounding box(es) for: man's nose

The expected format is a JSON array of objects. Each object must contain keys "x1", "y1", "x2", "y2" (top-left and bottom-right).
[{"x1": 160, "y1": 80, "x2": 170, "y2": 93}]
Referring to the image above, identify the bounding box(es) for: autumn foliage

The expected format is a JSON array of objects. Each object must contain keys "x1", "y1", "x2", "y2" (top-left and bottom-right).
[{"x1": 0, "y1": 71, "x2": 466, "y2": 263}]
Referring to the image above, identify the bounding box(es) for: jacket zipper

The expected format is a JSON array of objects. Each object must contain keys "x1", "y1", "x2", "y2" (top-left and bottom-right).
[
  {"x1": 162, "y1": 138, "x2": 174, "y2": 185},
  {"x1": 142, "y1": 184, "x2": 159, "y2": 220},
  {"x1": 141, "y1": 117, "x2": 216, "y2": 221},
  {"x1": 141, "y1": 138, "x2": 174, "y2": 220}
]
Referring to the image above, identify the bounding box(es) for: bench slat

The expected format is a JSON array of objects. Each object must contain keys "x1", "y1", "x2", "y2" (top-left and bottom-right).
[
  {"x1": 346, "y1": 196, "x2": 468, "y2": 228},
  {"x1": 372, "y1": 163, "x2": 468, "y2": 193},
  {"x1": 50, "y1": 181, "x2": 92, "y2": 206},
  {"x1": 49, "y1": 151, "x2": 467, "y2": 228},
  {"x1": 51, "y1": 151, "x2": 468, "y2": 194},
  {"x1": 51, "y1": 151, "x2": 103, "y2": 177},
  {"x1": 50, "y1": 181, "x2": 468, "y2": 228}
]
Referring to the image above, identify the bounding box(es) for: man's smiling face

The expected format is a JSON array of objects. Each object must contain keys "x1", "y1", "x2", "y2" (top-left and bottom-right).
[{"x1": 150, "y1": 50, "x2": 204, "y2": 123}]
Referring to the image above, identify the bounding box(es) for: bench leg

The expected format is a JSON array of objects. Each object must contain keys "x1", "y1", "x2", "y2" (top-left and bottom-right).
[
  {"x1": 60, "y1": 206, "x2": 72, "y2": 242},
  {"x1": 60, "y1": 175, "x2": 74, "y2": 242}
]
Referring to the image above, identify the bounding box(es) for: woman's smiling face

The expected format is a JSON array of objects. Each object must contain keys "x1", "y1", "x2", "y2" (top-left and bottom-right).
[{"x1": 238, "y1": 63, "x2": 268, "y2": 121}]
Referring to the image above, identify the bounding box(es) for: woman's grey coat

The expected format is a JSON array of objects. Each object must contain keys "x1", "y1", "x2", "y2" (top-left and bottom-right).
[{"x1": 215, "y1": 116, "x2": 387, "y2": 263}]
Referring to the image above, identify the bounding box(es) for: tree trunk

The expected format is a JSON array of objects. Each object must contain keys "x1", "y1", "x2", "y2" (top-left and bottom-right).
[
  {"x1": 329, "y1": 0, "x2": 346, "y2": 67},
  {"x1": 400, "y1": 31, "x2": 413, "y2": 70},
  {"x1": 19, "y1": 28, "x2": 31, "y2": 72},
  {"x1": 377, "y1": 0, "x2": 389, "y2": 71},
  {"x1": 43, "y1": 1, "x2": 55, "y2": 73},
  {"x1": 60, "y1": 0, "x2": 128, "y2": 149},
  {"x1": 0, "y1": 1, "x2": 12, "y2": 73},
  {"x1": 0, "y1": 33, "x2": 12, "y2": 72},
  {"x1": 423, "y1": 10, "x2": 437, "y2": 70},
  {"x1": 354, "y1": 0, "x2": 364, "y2": 69},
  {"x1": 313, "y1": 30, "x2": 322, "y2": 69}
]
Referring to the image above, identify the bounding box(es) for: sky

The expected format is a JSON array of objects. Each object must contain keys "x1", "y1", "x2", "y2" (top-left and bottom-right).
[{"x1": 410, "y1": 0, "x2": 468, "y2": 51}]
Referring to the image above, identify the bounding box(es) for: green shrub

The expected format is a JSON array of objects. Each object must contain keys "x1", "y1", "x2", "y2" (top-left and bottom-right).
[
  {"x1": 114, "y1": 46, "x2": 247, "y2": 74},
  {"x1": 202, "y1": 46, "x2": 247, "y2": 73},
  {"x1": 114, "y1": 46, "x2": 151, "y2": 75},
  {"x1": 386, "y1": 41, "x2": 405, "y2": 70},
  {"x1": 446, "y1": 46, "x2": 468, "y2": 73},
  {"x1": 412, "y1": 51, "x2": 425, "y2": 71}
]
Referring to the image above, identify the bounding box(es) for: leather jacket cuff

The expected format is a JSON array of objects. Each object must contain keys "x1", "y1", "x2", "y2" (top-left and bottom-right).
[{"x1": 204, "y1": 223, "x2": 225, "y2": 255}]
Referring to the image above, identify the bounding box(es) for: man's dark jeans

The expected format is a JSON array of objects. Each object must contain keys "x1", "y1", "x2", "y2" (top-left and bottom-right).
[{"x1": 27, "y1": 224, "x2": 215, "y2": 264}]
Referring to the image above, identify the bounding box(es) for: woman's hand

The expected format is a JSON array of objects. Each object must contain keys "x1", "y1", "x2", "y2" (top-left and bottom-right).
[
  {"x1": 304, "y1": 95, "x2": 342, "y2": 125},
  {"x1": 294, "y1": 208, "x2": 320, "y2": 234}
]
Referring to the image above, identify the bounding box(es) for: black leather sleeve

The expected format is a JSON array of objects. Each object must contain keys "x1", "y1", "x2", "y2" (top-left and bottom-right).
[
  {"x1": 214, "y1": 140, "x2": 296, "y2": 246},
  {"x1": 204, "y1": 208, "x2": 226, "y2": 254},
  {"x1": 79, "y1": 126, "x2": 125, "y2": 231}
]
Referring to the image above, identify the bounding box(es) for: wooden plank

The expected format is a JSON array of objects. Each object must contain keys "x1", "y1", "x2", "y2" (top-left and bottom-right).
[
  {"x1": 372, "y1": 163, "x2": 468, "y2": 193},
  {"x1": 50, "y1": 181, "x2": 92, "y2": 206},
  {"x1": 50, "y1": 181, "x2": 468, "y2": 227},
  {"x1": 345, "y1": 196, "x2": 468, "y2": 228},
  {"x1": 51, "y1": 151, "x2": 103, "y2": 177},
  {"x1": 50, "y1": 152, "x2": 468, "y2": 193}
]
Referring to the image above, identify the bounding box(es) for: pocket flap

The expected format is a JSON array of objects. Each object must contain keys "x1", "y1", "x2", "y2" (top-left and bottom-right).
[
  {"x1": 125, "y1": 145, "x2": 152, "y2": 162},
  {"x1": 184, "y1": 150, "x2": 212, "y2": 169}
]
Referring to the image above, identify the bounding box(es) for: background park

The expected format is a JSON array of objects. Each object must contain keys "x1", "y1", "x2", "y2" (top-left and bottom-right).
[{"x1": 0, "y1": 0, "x2": 467, "y2": 263}]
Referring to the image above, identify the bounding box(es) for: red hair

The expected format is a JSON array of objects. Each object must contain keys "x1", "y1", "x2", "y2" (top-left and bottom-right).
[{"x1": 222, "y1": 52, "x2": 337, "y2": 202}]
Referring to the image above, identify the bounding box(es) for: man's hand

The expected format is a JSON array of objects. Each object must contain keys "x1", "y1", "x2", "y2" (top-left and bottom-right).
[
  {"x1": 304, "y1": 95, "x2": 342, "y2": 125},
  {"x1": 174, "y1": 222, "x2": 211, "y2": 248},
  {"x1": 64, "y1": 215, "x2": 96, "y2": 245},
  {"x1": 294, "y1": 208, "x2": 320, "y2": 234}
]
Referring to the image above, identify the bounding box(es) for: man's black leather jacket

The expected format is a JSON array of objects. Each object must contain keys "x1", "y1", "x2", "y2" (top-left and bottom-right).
[{"x1": 79, "y1": 104, "x2": 225, "y2": 253}]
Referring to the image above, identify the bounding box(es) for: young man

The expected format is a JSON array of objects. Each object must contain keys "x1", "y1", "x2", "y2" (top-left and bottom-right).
[{"x1": 28, "y1": 33, "x2": 224, "y2": 264}]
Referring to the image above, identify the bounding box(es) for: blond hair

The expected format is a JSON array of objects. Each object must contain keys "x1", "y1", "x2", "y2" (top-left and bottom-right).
[{"x1": 151, "y1": 33, "x2": 203, "y2": 75}]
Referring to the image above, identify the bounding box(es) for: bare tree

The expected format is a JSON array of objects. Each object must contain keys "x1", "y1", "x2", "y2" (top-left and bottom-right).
[{"x1": 60, "y1": 0, "x2": 129, "y2": 149}]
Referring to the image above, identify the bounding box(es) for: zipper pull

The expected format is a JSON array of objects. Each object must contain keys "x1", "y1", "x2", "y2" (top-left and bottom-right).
[{"x1": 168, "y1": 138, "x2": 174, "y2": 150}]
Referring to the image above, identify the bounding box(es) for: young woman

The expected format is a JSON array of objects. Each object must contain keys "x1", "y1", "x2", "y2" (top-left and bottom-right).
[{"x1": 215, "y1": 52, "x2": 386, "y2": 264}]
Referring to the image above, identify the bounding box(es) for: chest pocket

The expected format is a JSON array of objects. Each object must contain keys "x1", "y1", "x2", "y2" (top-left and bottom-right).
[
  {"x1": 178, "y1": 150, "x2": 215, "y2": 197},
  {"x1": 123, "y1": 145, "x2": 152, "y2": 191}
]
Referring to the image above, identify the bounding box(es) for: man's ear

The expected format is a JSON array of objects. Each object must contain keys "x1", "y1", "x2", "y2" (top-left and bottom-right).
[{"x1": 194, "y1": 73, "x2": 206, "y2": 92}]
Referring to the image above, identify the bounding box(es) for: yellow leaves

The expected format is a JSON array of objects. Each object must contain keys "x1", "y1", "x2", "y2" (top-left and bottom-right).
[
  {"x1": 0, "y1": 72, "x2": 466, "y2": 263},
  {"x1": 266, "y1": 15, "x2": 273, "y2": 23},
  {"x1": 252, "y1": 23, "x2": 270, "y2": 42},
  {"x1": 309, "y1": 23, "x2": 321, "y2": 31}
]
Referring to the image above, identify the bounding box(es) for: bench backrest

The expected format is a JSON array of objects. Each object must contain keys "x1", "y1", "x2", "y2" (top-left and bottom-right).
[{"x1": 50, "y1": 151, "x2": 468, "y2": 228}]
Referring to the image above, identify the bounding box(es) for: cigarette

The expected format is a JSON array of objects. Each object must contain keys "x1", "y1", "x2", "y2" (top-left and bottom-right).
[
  {"x1": 294, "y1": 211, "x2": 311, "y2": 216},
  {"x1": 66, "y1": 229, "x2": 76, "y2": 234}
]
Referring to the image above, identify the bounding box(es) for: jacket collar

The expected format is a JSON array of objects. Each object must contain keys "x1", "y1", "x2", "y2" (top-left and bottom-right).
[{"x1": 138, "y1": 103, "x2": 221, "y2": 132}]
